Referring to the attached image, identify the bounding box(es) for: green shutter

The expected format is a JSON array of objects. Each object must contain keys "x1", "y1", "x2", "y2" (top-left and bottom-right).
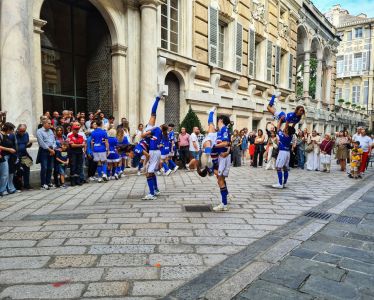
[{"x1": 208, "y1": 6, "x2": 219, "y2": 66}]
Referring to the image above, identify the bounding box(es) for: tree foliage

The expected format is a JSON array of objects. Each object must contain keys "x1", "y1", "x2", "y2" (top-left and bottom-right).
[
  {"x1": 296, "y1": 58, "x2": 317, "y2": 99},
  {"x1": 179, "y1": 106, "x2": 203, "y2": 134}
]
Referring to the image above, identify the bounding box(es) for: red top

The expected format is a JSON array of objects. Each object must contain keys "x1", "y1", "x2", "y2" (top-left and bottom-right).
[
  {"x1": 320, "y1": 139, "x2": 334, "y2": 155},
  {"x1": 67, "y1": 133, "x2": 85, "y2": 145}
]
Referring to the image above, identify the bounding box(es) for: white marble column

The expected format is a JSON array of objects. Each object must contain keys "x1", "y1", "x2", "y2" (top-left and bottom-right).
[
  {"x1": 139, "y1": 0, "x2": 160, "y2": 124},
  {"x1": 1, "y1": 0, "x2": 35, "y2": 134},
  {"x1": 303, "y1": 51, "x2": 311, "y2": 102},
  {"x1": 111, "y1": 44, "x2": 128, "y2": 122},
  {"x1": 33, "y1": 18, "x2": 47, "y2": 133},
  {"x1": 315, "y1": 58, "x2": 323, "y2": 108},
  {"x1": 325, "y1": 65, "x2": 333, "y2": 109}
]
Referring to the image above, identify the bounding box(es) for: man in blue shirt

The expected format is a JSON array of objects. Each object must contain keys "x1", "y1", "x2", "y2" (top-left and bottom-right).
[
  {"x1": 141, "y1": 91, "x2": 165, "y2": 200},
  {"x1": 167, "y1": 124, "x2": 178, "y2": 172},
  {"x1": 90, "y1": 119, "x2": 109, "y2": 182},
  {"x1": 272, "y1": 118, "x2": 296, "y2": 189},
  {"x1": 213, "y1": 115, "x2": 232, "y2": 212}
]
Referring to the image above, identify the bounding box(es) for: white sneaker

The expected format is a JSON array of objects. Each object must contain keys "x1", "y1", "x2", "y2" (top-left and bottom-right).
[
  {"x1": 98, "y1": 178, "x2": 103, "y2": 183},
  {"x1": 156, "y1": 171, "x2": 162, "y2": 176},
  {"x1": 154, "y1": 190, "x2": 161, "y2": 196},
  {"x1": 164, "y1": 169, "x2": 172, "y2": 176},
  {"x1": 114, "y1": 173, "x2": 119, "y2": 180},
  {"x1": 185, "y1": 164, "x2": 191, "y2": 171},
  {"x1": 213, "y1": 203, "x2": 229, "y2": 212},
  {"x1": 142, "y1": 194, "x2": 157, "y2": 200},
  {"x1": 89, "y1": 176, "x2": 96, "y2": 182},
  {"x1": 207, "y1": 106, "x2": 217, "y2": 114},
  {"x1": 137, "y1": 171, "x2": 142, "y2": 176},
  {"x1": 283, "y1": 183, "x2": 287, "y2": 188},
  {"x1": 157, "y1": 90, "x2": 166, "y2": 98},
  {"x1": 272, "y1": 183, "x2": 284, "y2": 189},
  {"x1": 227, "y1": 194, "x2": 234, "y2": 203},
  {"x1": 172, "y1": 166, "x2": 179, "y2": 173},
  {"x1": 41, "y1": 184, "x2": 49, "y2": 190},
  {"x1": 102, "y1": 174, "x2": 108, "y2": 181},
  {"x1": 274, "y1": 90, "x2": 281, "y2": 98}
]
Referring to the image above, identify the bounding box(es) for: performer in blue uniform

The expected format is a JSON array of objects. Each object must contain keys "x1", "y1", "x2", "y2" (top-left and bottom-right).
[
  {"x1": 106, "y1": 129, "x2": 121, "y2": 180},
  {"x1": 159, "y1": 126, "x2": 172, "y2": 176},
  {"x1": 267, "y1": 91, "x2": 305, "y2": 128},
  {"x1": 272, "y1": 117, "x2": 296, "y2": 189},
  {"x1": 167, "y1": 124, "x2": 178, "y2": 172},
  {"x1": 141, "y1": 91, "x2": 165, "y2": 200}
]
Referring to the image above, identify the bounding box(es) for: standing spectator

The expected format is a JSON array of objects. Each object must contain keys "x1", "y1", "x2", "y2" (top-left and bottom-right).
[
  {"x1": 296, "y1": 131, "x2": 306, "y2": 169},
  {"x1": 231, "y1": 129, "x2": 242, "y2": 167},
  {"x1": 79, "y1": 117, "x2": 87, "y2": 134},
  {"x1": 99, "y1": 112, "x2": 109, "y2": 129},
  {"x1": 253, "y1": 129, "x2": 265, "y2": 167},
  {"x1": 133, "y1": 123, "x2": 144, "y2": 144},
  {"x1": 178, "y1": 127, "x2": 190, "y2": 169},
  {"x1": 85, "y1": 112, "x2": 94, "y2": 131},
  {"x1": 320, "y1": 133, "x2": 334, "y2": 172},
  {"x1": 51, "y1": 111, "x2": 59, "y2": 127},
  {"x1": 189, "y1": 127, "x2": 200, "y2": 161},
  {"x1": 248, "y1": 132, "x2": 256, "y2": 164},
  {"x1": 67, "y1": 124, "x2": 86, "y2": 186},
  {"x1": 15, "y1": 124, "x2": 33, "y2": 190},
  {"x1": 335, "y1": 131, "x2": 350, "y2": 172},
  {"x1": 352, "y1": 127, "x2": 362, "y2": 142},
  {"x1": 108, "y1": 116, "x2": 115, "y2": 130},
  {"x1": 0, "y1": 122, "x2": 18, "y2": 195},
  {"x1": 36, "y1": 119, "x2": 56, "y2": 190},
  {"x1": 197, "y1": 129, "x2": 205, "y2": 158},
  {"x1": 240, "y1": 130, "x2": 248, "y2": 165},
  {"x1": 265, "y1": 131, "x2": 278, "y2": 170},
  {"x1": 289, "y1": 132, "x2": 298, "y2": 168},
  {"x1": 306, "y1": 130, "x2": 321, "y2": 171},
  {"x1": 356, "y1": 128, "x2": 372, "y2": 175},
  {"x1": 55, "y1": 142, "x2": 69, "y2": 188},
  {"x1": 53, "y1": 126, "x2": 66, "y2": 187},
  {"x1": 117, "y1": 118, "x2": 129, "y2": 131}
]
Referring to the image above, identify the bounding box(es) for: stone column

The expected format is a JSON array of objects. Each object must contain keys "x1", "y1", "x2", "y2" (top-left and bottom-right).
[
  {"x1": 33, "y1": 18, "x2": 47, "y2": 133},
  {"x1": 325, "y1": 65, "x2": 333, "y2": 109},
  {"x1": 1, "y1": 1, "x2": 35, "y2": 134},
  {"x1": 111, "y1": 44, "x2": 128, "y2": 122},
  {"x1": 315, "y1": 58, "x2": 323, "y2": 108},
  {"x1": 303, "y1": 51, "x2": 311, "y2": 103},
  {"x1": 139, "y1": 0, "x2": 160, "y2": 124}
]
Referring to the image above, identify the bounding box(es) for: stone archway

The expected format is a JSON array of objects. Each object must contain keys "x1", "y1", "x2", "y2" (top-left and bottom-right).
[{"x1": 164, "y1": 72, "x2": 181, "y2": 126}]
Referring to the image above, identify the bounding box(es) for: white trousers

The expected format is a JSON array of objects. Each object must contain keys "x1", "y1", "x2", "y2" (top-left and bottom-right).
[{"x1": 306, "y1": 151, "x2": 320, "y2": 171}]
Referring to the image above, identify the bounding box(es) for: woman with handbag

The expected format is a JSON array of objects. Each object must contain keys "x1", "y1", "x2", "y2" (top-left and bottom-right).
[
  {"x1": 296, "y1": 131, "x2": 306, "y2": 169},
  {"x1": 15, "y1": 124, "x2": 33, "y2": 190},
  {"x1": 306, "y1": 130, "x2": 321, "y2": 171},
  {"x1": 253, "y1": 129, "x2": 265, "y2": 167},
  {"x1": 319, "y1": 133, "x2": 334, "y2": 172}
]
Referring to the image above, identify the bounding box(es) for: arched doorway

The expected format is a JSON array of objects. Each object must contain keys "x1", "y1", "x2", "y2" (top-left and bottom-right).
[
  {"x1": 40, "y1": 0, "x2": 112, "y2": 116},
  {"x1": 164, "y1": 72, "x2": 180, "y2": 125}
]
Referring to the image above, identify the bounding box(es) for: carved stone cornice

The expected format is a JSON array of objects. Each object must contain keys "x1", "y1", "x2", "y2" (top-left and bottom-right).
[
  {"x1": 33, "y1": 18, "x2": 47, "y2": 34},
  {"x1": 111, "y1": 44, "x2": 127, "y2": 57},
  {"x1": 139, "y1": 0, "x2": 161, "y2": 9}
]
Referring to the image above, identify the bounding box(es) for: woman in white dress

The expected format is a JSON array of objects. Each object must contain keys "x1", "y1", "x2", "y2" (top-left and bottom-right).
[
  {"x1": 265, "y1": 131, "x2": 278, "y2": 170},
  {"x1": 306, "y1": 130, "x2": 321, "y2": 171}
]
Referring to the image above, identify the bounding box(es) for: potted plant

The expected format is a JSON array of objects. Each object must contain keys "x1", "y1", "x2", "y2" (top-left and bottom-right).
[
  {"x1": 338, "y1": 98, "x2": 345, "y2": 104},
  {"x1": 345, "y1": 101, "x2": 351, "y2": 107},
  {"x1": 356, "y1": 105, "x2": 361, "y2": 110},
  {"x1": 351, "y1": 103, "x2": 357, "y2": 109}
]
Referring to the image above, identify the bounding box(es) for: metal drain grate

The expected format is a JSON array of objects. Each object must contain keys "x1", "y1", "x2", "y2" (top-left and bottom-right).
[
  {"x1": 335, "y1": 216, "x2": 362, "y2": 224},
  {"x1": 304, "y1": 211, "x2": 332, "y2": 220},
  {"x1": 185, "y1": 205, "x2": 212, "y2": 212}
]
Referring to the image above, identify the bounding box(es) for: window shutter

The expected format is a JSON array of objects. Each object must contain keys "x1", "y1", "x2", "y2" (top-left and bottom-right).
[
  {"x1": 266, "y1": 40, "x2": 273, "y2": 82},
  {"x1": 208, "y1": 6, "x2": 219, "y2": 66},
  {"x1": 248, "y1": 29, "x2": 256, "y2": 77},
  {"x1": 235, "y1": 22, "x2": 243, "y2": 73},
  {"x1": 362, "y1": 51, "x2": 368, "y2": 71},
  {"x1": 275, "y1": 46, "x2": 281, "y2": 86},
  {"x1": 288, "y1": 53, "x2": 293, "y2": 90}
]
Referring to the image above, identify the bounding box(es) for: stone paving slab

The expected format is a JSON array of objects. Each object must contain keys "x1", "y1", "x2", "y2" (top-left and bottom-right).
[{"x1": 0, "y1": 164, "x2": 371, "y2": 299}]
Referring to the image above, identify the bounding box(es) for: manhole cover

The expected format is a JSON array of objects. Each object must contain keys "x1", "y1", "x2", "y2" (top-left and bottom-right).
[
  {"x1": 304, "y1": 211, "x2": 332, "y2": 220},
  {"x1": 185, "y1": 205, "x2": 212, "y2": 212},
  {"x1": 335, "y1": 216, "x2": 362, "y2": 224}
]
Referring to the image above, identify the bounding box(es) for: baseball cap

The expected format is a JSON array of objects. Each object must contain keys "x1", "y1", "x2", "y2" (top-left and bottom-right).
[{"x1": 72, "y1": 125, "x2": 80, "y2": 130}]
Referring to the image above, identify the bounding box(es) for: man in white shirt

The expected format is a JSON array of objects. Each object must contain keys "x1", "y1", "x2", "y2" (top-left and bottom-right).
[
  {"x1": 189, "y1": 127, "x2": 200, "y2": 160},
  {"x1": 356, "y1": 128, "x2": 372, "y2": 174},
  {"x1": 352, "y1": 127, "x2": 362, "y2": 142}
]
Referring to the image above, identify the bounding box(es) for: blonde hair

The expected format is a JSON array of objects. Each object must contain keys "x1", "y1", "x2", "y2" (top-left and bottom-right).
[
  {"x1": 116, "y1": 127, "x2": 124, "y2": 142},
  {"x1": 108, "y1": 128, "x2": 117, "y2": 137}
]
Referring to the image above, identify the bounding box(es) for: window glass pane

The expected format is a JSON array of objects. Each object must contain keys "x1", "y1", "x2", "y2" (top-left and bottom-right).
[
  {"x1": 161, "y1": 15, "x2": 168, "y2": 28},
  {"x1": 41, "y1": 0, "x2": 72, "y2": 52},
  {"x1": 161, "y1": 3, "x2": 168, "y2": 16},
  {"x1": 347, "y1": 31, "x2": 352, "y2": 41},
  {"x1": 73, "y1": 7, "x2": 87, "y2": 55},
  {"x1": 75, "y1": 56, "x2": 87, "y2": 97},
  {"x1": 170, "y1": 20, "x2": 178, "y2": 33},
  {"x1": 170, "y1": 43, "x2": 178, "y2": 53},
  {"x1": 170, "y1": 32, "x2": 178, "y2": 45},
  {"x1": 161, "y1": 28, "x2": 168, "y2": 40},
  {"x1": 170, "y1": 0, "x2": 178, "y2": 9},
  {"x1": 170, "y1": 7, "x2": 178, "y2": 21},
  {"x1": 161, "y1": 40, "x2": 168, "y2": 49}
]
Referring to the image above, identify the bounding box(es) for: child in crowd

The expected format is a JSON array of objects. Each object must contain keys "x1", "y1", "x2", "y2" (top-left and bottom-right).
[
  {"x1": 350, "y1": 141, "x2": 363, "y2": 179},
  {"x1": 107, "y1": 129, "x2": 121, "y2": 180},
  {"x1": 55, "y1": 142, "x2": 69, "y2": 188}
]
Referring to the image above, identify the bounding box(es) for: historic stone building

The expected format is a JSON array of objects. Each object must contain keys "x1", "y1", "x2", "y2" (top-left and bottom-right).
[
  {"x1": 0, "y1": 0, "x2": 367, "y2": 136},
  {"x1": 326, "y1": 5, "x2": 374, "y2": 130}
]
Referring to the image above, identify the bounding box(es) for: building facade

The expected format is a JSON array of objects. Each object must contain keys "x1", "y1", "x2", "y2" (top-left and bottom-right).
[
  {"x1": 0, "y1": 0, "x2": 367, "y2": 136},
  {"x1": 326, "y1": 5, "x2": 373, "y2": 130}
]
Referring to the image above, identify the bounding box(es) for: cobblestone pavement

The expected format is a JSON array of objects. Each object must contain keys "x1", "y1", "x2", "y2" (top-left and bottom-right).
[
  {"x1": 233, "y1": 184, "x2": 374, "y2": 300},
  {"x1": 0, "y1": 164, "x2": 371, "y2": 299}
]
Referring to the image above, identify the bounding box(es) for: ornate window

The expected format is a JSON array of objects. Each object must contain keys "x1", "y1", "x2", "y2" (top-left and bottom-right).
[
  {"x1": 352, "y1": 86, "x2": 361, "y2": 103},
  {"x1": 218, "y1": 22, "x2": 225, "y2": 68},
  {"x1": 161, "y1": 0, "x2": 179, "y2": 52},
  {"x1": 355, "y1": 27, "x2": 363, "y2": 39}
]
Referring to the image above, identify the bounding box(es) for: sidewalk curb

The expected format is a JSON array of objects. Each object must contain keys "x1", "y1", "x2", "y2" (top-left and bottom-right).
[{"x1": 162, "y1": 173, "x2": 374, "y2": 300}]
